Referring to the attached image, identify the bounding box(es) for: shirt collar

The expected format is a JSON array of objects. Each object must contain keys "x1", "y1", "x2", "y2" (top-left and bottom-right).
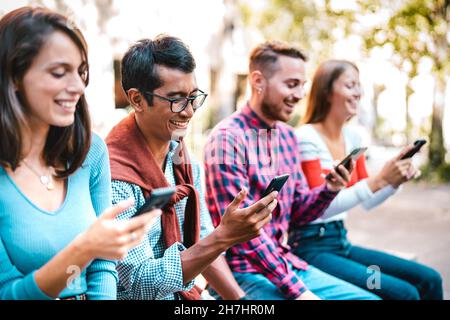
[
  {"x1": 241, "y1": 102, "x2": 278, "y2": 130},
  {"x1": 168, "y1": 140, "x2": 178, "y2": 155}
]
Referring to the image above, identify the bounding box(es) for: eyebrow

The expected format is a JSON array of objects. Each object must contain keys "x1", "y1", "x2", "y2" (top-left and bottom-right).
[
  {"x1": 45, "y1": 61, "x2": 86, "y2": 69},
  {"x1": 285, "y1": 78, "x2": 306, "y2": 84},
  {"x1": 166, "y1": 88, "x2": 200, "y2": 97}
]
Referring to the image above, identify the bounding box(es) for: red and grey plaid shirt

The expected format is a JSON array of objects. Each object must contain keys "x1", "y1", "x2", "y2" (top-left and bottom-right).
[{"x1": 204, "y1": 103, "x2": 338, "y2": 299}]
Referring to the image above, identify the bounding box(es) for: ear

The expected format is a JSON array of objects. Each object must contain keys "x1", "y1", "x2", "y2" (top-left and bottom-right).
[
  {"x1": 249, "y1": 70, "x2": 266, "y2": 94},
  {"x1": 12, "y1": 78, "x2": 20, "y2": 92},
  {"x1": 127, "y1": 88, "x2": 146, "y2": 112}
]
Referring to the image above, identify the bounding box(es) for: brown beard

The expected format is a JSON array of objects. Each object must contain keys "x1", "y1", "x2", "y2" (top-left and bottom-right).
[{"x1": 261, "y1": 98, "x2": 288, "y2": 123}]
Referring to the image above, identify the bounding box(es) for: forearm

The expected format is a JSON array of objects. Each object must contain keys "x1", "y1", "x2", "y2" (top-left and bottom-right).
[
  {"x1": 318, "y1": 180, "x2": 374, "y2": 219},
  {"x1": 180, "y1": 226, "x2": 230, "y2": 284},
  {"x1": 34, "y1": 235, "x2": 93, "y2": 298},
  {"x1": 85, "y1": 259, "x2": 118, "y2": 300},
  {"x1": 366, "y1": 175, "x2": 389, "y2": 193},
  {"x1": 202, "y1": 255, "x2": 245, "y2": 300},
  {"x1": 361, "y1": 184, "x2": 398, "y2": 210},
  {"x1": 291, "y1": 184, "x2": 338, "y2": 226}
]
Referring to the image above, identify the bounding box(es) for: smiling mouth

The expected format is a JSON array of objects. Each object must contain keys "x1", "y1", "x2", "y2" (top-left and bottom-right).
[
  {"x1": 284, "y1": 102, "x2": 296, "y2": 112},
  {"x1": 169, "y1": 119, "x2": 190, "y2": 128},
  {"x1": 347, "y1": 100, "x2": 359, "y2": 108},
  {"x1": 55, "y1": 100, "x2": 78, "y2": 110}
]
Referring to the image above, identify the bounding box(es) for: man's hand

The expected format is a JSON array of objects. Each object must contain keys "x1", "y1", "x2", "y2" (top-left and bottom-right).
[
  {"x1": 215, "y1": 188, "x2": 278, "y2": 246},
  {"x1": 324, "y1": 160, "x2": 354, "y2": 192}
]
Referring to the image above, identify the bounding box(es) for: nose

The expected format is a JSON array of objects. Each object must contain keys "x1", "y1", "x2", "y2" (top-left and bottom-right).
[
  {"x1": 66, "y1": 72, "x2": 86, "y2": 96},
  {"x1": 293, "y1": 85, "x2": 306, "y2": 101},
  {"x1": 353, "y1": 86, "x2": 362, "y2": 100},
  {"x1": 180, "y1": 100, "x2": 195, "y2": 118}
]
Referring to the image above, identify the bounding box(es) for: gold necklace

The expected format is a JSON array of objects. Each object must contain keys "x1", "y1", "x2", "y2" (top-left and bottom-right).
[{"x1": 21, "y1": 160, "x2": 55, "y2": 190}]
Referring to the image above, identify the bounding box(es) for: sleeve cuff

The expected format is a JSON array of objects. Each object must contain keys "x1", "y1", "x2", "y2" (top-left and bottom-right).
[
  {"x1": 276, "y1": 270, "x2": 307, "y2": 300},
  {"x1": 27, "y1": 271, "x2": 54, "y2": 300},
  {"x1": 355, "y1": 180, "x2": 375, "y2": 199},
  {"x1": 321, "y1": 183, "x2": 339, "y2": 197},
  {"x1": 164, "y1": 243, "x2": 195, "y2": 292},
  {"x1": 86, "y1": 259, "x2": 118, "y2": 300}
]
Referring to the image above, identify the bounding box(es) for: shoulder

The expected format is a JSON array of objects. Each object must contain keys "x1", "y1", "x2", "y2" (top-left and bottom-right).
[
  {"x1": 111, "y1": 180, "x2": 143, "y2": 201},
  {"x1": 205, "y1": 114, "x2": 248, "y2": 150},
  {"x1": 85, "y1": 133, "x2": 108, "y2": 165},
  {"x1": 295, "y1": 124, "x2": 319, "y2": 144},
  {"x1": 209, "y1": 112, "x2": 247, "y2": 136},
  {"x1": 187, "y1": 153, "x2": 202, "y2": 182}
]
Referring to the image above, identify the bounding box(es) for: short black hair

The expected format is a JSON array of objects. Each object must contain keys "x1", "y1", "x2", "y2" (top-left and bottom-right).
[
  {"x1": 121, "y1": 35, "x2": 196, "y2": 105},
  {"x1": 249, "y1": 40, "x2": 307, "y2": 79}
]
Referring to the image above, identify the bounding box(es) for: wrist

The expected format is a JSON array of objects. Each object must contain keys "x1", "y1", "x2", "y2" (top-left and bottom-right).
[
  {"x1": 368, "y1": 175, "x2": 388, "y2": 192},
  {"x1": 72, "y1": 232, "x2": 95, "y2": 262},
  {"x1": 212, "y1": 225, "x2": 234, "y2": 251}
]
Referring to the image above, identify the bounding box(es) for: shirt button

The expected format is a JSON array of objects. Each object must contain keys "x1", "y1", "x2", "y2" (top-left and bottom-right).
[{"x1": 319, "y1": 227, "x2": 326, "y2": 237}]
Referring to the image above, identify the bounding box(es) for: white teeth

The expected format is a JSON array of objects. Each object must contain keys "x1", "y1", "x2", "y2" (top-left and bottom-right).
[
  {"x1": 171, "y1": 120, "x2": 188, "y2": 126},
  {"x1": 57, "y1": 101, "x2": 77, "y2": 109}
]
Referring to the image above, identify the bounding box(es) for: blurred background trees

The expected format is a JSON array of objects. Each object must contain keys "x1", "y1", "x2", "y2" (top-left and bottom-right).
[
  {"x1": 239, "y1": 0, "x2": 450, "y2": 181},
  {"x1": 1, "y1": 0, "x2": 449, "y2": 180}
]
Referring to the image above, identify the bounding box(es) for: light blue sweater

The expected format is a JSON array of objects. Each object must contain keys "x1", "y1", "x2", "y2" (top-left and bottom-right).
[{"x1": 0, "y1": 134, "x2": 118, "y2": 300}]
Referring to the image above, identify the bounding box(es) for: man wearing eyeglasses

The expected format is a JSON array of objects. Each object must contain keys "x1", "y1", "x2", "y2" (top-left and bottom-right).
[{"x1": 105, "y1": 35, "x2": 277, "y2": 300}]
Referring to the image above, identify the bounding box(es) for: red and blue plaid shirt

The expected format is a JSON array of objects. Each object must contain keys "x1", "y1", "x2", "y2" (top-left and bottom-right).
[{"x1": 204, "y1": 103, "x2": 338, "y2": 299}]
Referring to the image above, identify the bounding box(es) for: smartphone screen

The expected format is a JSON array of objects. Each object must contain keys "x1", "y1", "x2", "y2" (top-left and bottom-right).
[
  {"x1": 133, "y1": 186, "x2": 176, "y2": 217},
  {"x1": 261, "y1": 174, "x2": 290, "y2": 198},
  {"x1": 325, "y1": 147, "x2": 367, "y2": 180},
  {"x1": 400, "y1": 139, "x2": 427, "y2": 160}
]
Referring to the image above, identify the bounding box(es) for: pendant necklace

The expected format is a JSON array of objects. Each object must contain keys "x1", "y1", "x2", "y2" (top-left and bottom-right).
[{"x1": 21, "y1": 160, "x2": 55, "y2": 190}]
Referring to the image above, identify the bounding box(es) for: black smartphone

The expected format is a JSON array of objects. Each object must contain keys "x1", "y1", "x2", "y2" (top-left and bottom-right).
[
  {"x1": 400, "y1": 139, "x2": 427, "y2": 160},
  {"x1": 133, "y1": 186, "x2": 176, "y2": 217},
  {"x1": 325, "y1": 147, "x2": 368, "y2": 180},
  {"x1": 261, "y1": 174, "x2": 290, "y2": 198}
]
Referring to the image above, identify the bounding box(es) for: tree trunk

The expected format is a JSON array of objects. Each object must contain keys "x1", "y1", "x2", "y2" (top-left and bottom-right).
[{"x1": 428, "y1": 72, "x2": 446, "y2": 170}]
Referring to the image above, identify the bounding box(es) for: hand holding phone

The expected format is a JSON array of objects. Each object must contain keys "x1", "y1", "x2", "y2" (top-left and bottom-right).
[
  {"x1": 133, "y1": 186, "x2": 176, "y2": 217},
  {"x1": 400, "y1": 139, "x2": 427, "y2": 160},
  {"x1": 261, "y1": 174, "x2": 290, "y2": 198},
  {"x1": 325, "y1": 147, "x2": 367, "y2": 181}
]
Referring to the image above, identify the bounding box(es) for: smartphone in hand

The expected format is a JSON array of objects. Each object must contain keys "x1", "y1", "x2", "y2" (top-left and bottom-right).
[
  {"x1": 400, "y1": 139, "x2": 427, "y2": 160},
  {"x1": 325, "y1": 147, "x2": 368, "y2": 181},
  {"x1": 261, "y1": 174, "x2": 290, "y2": 198},
  {"x1": 133, "y1": 186, "x2": 176, "y2": 217}
]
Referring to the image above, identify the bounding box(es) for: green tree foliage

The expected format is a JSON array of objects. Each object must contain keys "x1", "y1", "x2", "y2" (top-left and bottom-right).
[
  {"x1": 363, "y1": 0, "x2": 449, "y2": 170},
  {"x1": 240, "y1": 0, "x2": 449, "y2": 172}
]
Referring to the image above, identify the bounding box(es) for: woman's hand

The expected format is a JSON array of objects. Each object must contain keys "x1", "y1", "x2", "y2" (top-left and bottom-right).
[
  {"x1": 369, "y1": 145, "x2": 418, "y2": 191},
  {"x1": 324, "y1": 160, "x2": 354, "y2": 192},
  {"x1": 75, "y1": 199, "x2": 162, "y2": 260}
]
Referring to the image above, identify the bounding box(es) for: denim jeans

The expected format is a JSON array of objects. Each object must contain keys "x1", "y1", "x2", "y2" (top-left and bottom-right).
[
  {"x1": 209, "y1": 263, "x2": 380, "y2": 300},
  {"x1": 230, "y1": 265, "x2": 380, "y2": 300},
  {"x1": 289, "y1": 221, "x2": 443, "y2": 300}
]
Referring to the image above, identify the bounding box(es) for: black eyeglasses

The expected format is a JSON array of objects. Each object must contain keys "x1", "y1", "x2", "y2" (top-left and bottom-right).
[{"x1": 143, "y1": 89, "x2": 208, "y2": 113}]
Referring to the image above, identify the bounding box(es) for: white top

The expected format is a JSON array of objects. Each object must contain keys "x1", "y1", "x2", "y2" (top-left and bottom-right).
[{"x1": 296, "y1": 124, "x2": 398, "y2": 224}]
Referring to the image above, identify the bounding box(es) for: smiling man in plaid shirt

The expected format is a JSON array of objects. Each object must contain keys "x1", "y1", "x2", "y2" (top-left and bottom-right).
[{"x1": 203, "y1": 41, "x2": 380, "y2": 300}]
